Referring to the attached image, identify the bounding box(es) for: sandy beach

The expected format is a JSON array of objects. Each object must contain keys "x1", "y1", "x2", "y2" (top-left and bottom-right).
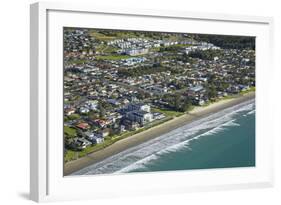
[{"x1": 64, "y1": 92, "x2": 255, "y2": 175}]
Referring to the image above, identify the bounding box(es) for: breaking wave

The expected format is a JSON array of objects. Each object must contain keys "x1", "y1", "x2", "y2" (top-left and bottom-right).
[{"x1": 72, "y1": 99, "x2": 255, "y2": 175}]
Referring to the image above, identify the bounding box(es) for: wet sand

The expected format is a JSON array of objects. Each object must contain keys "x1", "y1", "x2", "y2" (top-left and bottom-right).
[{"x1": 64, "y1": 92, "x2": 255, "y2": 176}]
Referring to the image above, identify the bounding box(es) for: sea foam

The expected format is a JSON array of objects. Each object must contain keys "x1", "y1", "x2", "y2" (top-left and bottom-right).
[{"x1": 72, "y1": 100, "x2": 255, "y2": 175}]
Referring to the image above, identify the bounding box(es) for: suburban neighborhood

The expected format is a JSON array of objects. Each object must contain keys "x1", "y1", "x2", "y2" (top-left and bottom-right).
[{"x1": 63, "y1": 28, "x2": 255, "y2": 162}]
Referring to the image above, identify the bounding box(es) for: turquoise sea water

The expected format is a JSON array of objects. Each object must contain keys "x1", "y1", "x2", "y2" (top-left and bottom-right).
[
  {"x1": 73, "y1": 99, "x2": 255, "y2": 175},
  {"x1": 128, "y1": 106, "x2": 255, "y2": 172}
]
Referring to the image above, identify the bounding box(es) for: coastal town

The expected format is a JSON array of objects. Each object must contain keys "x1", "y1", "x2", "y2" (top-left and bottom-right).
[{"x1": 63, "y1": 28, "x2": 255, "y2": 163}]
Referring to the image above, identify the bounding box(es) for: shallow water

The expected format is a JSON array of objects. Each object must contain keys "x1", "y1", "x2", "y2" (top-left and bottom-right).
[{"x1": 72, "y1": 99, "x2": 255, "y2": 175}]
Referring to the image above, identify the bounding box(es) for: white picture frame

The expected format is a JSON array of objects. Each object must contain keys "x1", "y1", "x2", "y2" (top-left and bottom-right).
[{"x1": 30, "y1": 1, "x2": 274, "y2": 202}]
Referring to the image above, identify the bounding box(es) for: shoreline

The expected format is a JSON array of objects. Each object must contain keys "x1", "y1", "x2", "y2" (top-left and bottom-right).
[{"x1": 64, "y1": 92, "x2": 255, "y2": 175}]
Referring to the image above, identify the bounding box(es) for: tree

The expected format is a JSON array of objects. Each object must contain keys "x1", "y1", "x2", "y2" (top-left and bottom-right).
[
  {"x1": 207, "y1": 84, "x2": 217, "y2": 99},
  {"x1": 68, "y1": 113, "x2": 80, "y2": 120},
  {"x1": 89, "y1": 111, "x2": 99, "y2": 120},
  {"x1": 182, "y1": 52, "x2": 188, "y2": 63},
  {"x1": 173, "y1": 94, "x2": 181, "y2": 111},
  {"x1": 181, "y1": 97, "x2": 192, "y2": 112},
  {"x1": 173, "y1": 94, "x2": 180, "y2": 110},
  {"x1": 207, "y1": 73, "x2": 216, "y2": 84},
  {"x1": 99, "y1": 103, "x2": 106, "y2": 118}
]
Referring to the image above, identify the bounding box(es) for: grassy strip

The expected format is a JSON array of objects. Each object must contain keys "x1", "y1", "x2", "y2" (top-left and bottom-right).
[
  {"x1": 64, "y1": 126, "x2": 77, "y2": 137},
  {"x1": 65, "y1": 88, "x2": 255, "y2": 162},
  {"x1": 239, "y1": 86, "x2": 255, "y2": 95},
  {"x1": 64, "y1": 116, "x2": 173, "y2": 162},
  {"x1": 200, "y1": 87, "x2": 255, "y2": 108},
  {"x1": 89, "y1": 31, "x2": 116, "y2": 41},
  {"x1": 65, "y1": 150, "x2": 77, "y2": 162},
  {"x1": 95, "y1": 45, "x2": 118, "y2": 53},
  {"x1": 168, "y1": 44, "x2": 192, "y2": 48},
  {"x1": 95, "y1": 55, "x2": 131, "y2": 60},
  {"x1": 151, "y1": 108, "x2": 184, "y2": 117}
]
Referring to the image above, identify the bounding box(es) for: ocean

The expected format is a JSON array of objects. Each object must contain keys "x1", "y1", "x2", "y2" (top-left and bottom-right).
[{"x1": 73, "y1": 99, "x2": 255, "y2": 175}]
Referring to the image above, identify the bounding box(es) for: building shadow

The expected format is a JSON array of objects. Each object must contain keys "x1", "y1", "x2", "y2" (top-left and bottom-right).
[{"x1": 18, "y1": 192, "x2": 30, "y2": 200}]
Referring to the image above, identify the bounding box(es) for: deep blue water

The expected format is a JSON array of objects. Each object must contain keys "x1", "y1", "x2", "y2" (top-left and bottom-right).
[{"x1": 73, "y1": 100, "x2": 255, "y2": 175}]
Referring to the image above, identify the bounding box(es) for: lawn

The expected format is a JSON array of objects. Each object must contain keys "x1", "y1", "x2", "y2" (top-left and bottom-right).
[
  {"x1": 95, "y1": 55, "x2": 131, "y2": 60},
  {"x1": 64, "y1": 116, "x2": 174, "y2": 162},
  {"x1": 239, "y1": 86, "x2": 256, "y2": 95},
  {"x1": 95, "y1": 44, "x2": 118, "y2": 53},
  {"x1": 67, "y1": 113, "x2": 80, "y2": 120},
  {"x1": 89, "y1": 31, "x2": 116, "y2": 41},
  {"x1": 64, "y1": 126, "x2": 77, "y2": 137},
  {"x1": 64, "y1": 140, "x2": 114, "y2": 162},
  {"x1": 151, "y1": 108, "x2": 184, "y2": 117},
  {"x1": 169, "y1": 44, "x2": 192, "y2": 48},
  {"x1": 65, "y1": 150, "x2": 78, "y2": 162}
]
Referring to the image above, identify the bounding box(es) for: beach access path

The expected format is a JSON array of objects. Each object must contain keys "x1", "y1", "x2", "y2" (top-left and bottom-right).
[{"x1": 64, "y1": 92, "x2": 255, "y2": 175}]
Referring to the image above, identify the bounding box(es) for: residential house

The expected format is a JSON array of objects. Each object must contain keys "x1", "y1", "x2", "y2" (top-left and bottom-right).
[
  {"x1": 122, "y1": 119, "x2": 140, "y2": 130},
  {"x1": 127, "y1": 103, "x2": 151, "y2": 113},
  {"x1": 126, "y1": 110, "x2": 153, "y2": 125},
  {"x1": 84, "y1": 131, "x2": 104, "y2": 144},
  {"x1": 65, "y1": 108, "x2": 75, "y2": 116},
  {"x1": 76, "y1": 122, "x2": 90, "y2": 130},
  {"x1": 73, "y1": 137, "x2": 91, "y2": 150}
]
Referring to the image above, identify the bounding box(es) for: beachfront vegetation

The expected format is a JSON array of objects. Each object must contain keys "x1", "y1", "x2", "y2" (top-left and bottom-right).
[
  {"x1": 151, "y1": 108, "x2": 184, "y2": 117},
  {"x1": 64, "y1": 126, "x2": 77, "y2": 138},
  {"x1": 64, "y1": 115, "x2": 173, "y2": 162},
  {"x1": 63, "y1": 28, "x2": 255, "y2": 166},
  {"x1": 240, "y1": 86, "x2": 256, "y2": 95},
  {"x1": 159, "y1": 93, "x2": 193, "y2": 112}
]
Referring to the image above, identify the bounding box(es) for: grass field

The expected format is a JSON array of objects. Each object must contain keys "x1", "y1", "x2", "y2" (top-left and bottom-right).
[
  {"x1": 89, "y1": 31, "x2": 116, "y2": 41},
  {"x1": 95, "y1": 55, "x2": 131, "y2": 60},
  {"x1": 64, "y1": 126, "x2": 77, "y2": 137}
]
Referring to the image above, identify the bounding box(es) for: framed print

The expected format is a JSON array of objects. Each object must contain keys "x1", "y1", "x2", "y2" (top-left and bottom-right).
[{"x1": 30, "y1": 2, "x2": 274, "y2": 202}]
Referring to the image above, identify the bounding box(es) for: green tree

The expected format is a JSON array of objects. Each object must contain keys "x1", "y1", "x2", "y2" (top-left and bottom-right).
[
  {"x1": 99, "y1": 103, "x2": 106, "y2": 118},
  {"x1": 173, "y1": 94, "x2": 181, "y2": 111},
  {"x1": 208, "y1": 84, "x2": 217, "y2": 99},
  {"x1": 181, "y1": 97, "x2": 192, "y2": 112},
  {"x1": 68, "y1": 113, "x2": 80, "y2": 120}
]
